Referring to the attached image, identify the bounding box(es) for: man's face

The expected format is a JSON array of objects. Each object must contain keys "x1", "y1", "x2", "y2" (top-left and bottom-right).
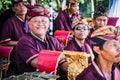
[
  {"x1": 28, "y1": 16, "x2": 50, "y2": 37},
  {"x1": 94, "y1": 16, "x2": 108, "y2": 29},
  {"x1": 12, "y1": 2, "x2": 27, "y2": 16},
  {"x1": 100, "y1": 40, "x2": 120, "y2": 62},
  {"x1": 69, "y1": 3, "x2": 78, "y2": 13},
  {"x1": 73, "y1": 24, "x2": 89, "y2": 40}
]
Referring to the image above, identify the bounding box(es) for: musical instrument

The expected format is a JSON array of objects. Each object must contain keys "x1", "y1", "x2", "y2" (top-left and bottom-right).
[
  {"x1": 4, "y1": 71, "x2": 59, "y2": 80},
  {"x1": 37, "y1": 50, "x2": 63, "y2": 74},
  {"x1": 54, "y1": 30, "x2": 71, "y2": 46},
  {"x1": 0, "y1": 59, "x2": 9, "y2": 79},
  {"x1": 0, "y1": 46, "x2": 13, "y2": 59},
  {"x1": 63, "y1": 50, "x2": 88, "y2": 80}
]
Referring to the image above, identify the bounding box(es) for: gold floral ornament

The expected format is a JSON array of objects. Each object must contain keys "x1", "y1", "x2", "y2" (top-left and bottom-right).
[
  {"x1": 91, "y1": 25, "x2": 117, "y2": 39},
  {"x1": 85, "y1": 18, "x2": 94, "y2": 28},
  {"x1": 72, "y1": 17, "x2": 89, "y2": 29},
  {"x1": 63, "y1": 50, "x2": 88, "y2": 80}
]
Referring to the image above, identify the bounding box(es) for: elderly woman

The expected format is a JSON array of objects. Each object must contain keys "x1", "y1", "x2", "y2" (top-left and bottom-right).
[
  {"x1": 7, "y1": 5, "x2": 68, "y2": 79},
  {"x1": 76, "y1": 26, "x2": 120, "y2": 80}
]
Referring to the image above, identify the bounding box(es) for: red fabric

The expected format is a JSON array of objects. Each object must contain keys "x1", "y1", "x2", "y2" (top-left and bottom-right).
[
  {"x1": 0, "y1": 46, "x2": 13, "y2": 59},
  {"x1": 25, "y1": 4, "x2": 49, "y2": 19},
  {"x1": 37, "y1": 50, "x2": 62, "y2": 74},
  {"x1": 107, "y1": 17, "x2": 119, "y2": 26},
  {"x1": 54, "y1": 30, "x2": 71, "y2": 46}
]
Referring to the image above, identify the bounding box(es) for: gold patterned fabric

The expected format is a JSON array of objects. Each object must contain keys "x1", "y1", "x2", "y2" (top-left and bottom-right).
[
  {"x1": 72, "y1": 17, "x2": 88, "y2": 29},
  {"x1": 91, "y1": 25, "x2": 117, "y2": 39},
  {"x1": 85, "y1": 18, "x2": 94, "y2": 28},
  {"x1": 63, "y1": 51, "x2": 88, "y2": 80}
]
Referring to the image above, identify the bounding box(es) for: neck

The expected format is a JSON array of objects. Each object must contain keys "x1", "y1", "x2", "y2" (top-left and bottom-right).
[
  {"x1": 31, "y1": 32, "x2": 46, "y2": 42},
  {"x1": 67, "y1": 9, "x2": 75, "y2": 18},
  {"x1": 75, "y1": 38, "x2": 84, "y2": 47},
  {"x1": 15, "y1": 14, "x2": 25, "y2": 22},
  {"x1": 97, "y1": 57, "x2": 113, "y2": 74}
]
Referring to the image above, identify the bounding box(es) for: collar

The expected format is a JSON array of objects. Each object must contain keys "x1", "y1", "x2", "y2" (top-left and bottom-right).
[
  {"x1": 30, "y1": 32, "x2": 46, "y2": 42},
  {"x1": 15, "y1": 14, "x2": 25, "y2": 22}
]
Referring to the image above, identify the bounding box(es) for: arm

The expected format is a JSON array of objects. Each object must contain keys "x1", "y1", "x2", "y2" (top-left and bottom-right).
[
  {"x1": 1, "y1": 40, "x2": 18, "y2": 46},
  {"x1": 55, "y1": 12, "x2": 65, "y2": 30}
]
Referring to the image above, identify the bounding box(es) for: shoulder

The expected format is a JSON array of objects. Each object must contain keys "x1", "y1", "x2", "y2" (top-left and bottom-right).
[
  {"x1": 64, "y1": 40, "x2": 74, "y2": 49},
  {"x1": 18, "y1": 33, "x2": 35, "y2": 45},
  {"x1": 76, "y1": 64, "x2": 96, "y2": 80},
  {"x1": 46, "y1": 35, "x2": 58, "y2": 43},
  {"x1": 46, "y1": 35, "x2": 58, "y2": 41},
  {"x1": 57, "y1": 10, "x2": 66, "y2": 18},
  {"x1": 5, "y1": 16, "x2": 17, "y2": 22},
  {"x1": 64, "y1": 39, "x2": 77, "y2": 50}
]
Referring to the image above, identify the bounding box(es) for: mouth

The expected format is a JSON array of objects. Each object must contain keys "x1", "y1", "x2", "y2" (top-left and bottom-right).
[{"x1": 115, "y1": 53, "x2": 120, "y2": 57}]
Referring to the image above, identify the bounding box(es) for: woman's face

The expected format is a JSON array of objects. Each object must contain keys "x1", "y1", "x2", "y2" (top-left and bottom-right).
[{"x1": 28, "y1": 16, "x2": 50, "y2": 37}]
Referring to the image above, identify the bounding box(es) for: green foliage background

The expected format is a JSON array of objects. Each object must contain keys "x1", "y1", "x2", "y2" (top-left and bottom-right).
[{"x1": 0, "y1": 0, "x2": 109, "y2": 17}]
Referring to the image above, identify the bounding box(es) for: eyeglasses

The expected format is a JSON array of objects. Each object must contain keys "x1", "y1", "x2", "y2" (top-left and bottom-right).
[{"x1": 75, "y1": 25, "x2": 89, "y2": 30}]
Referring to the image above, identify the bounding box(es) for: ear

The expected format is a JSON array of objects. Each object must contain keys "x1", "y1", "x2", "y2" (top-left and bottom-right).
[
  {"x1": 93, "y1": 46, "x2": 101, "y2": 55},
  {"x1": 28, "y1": 21, "x2": 31, "y2": 28},
  {"x1": 71, "y1": 31, "x2": 74, "y2": 35},
  {"x1": 12, "y1": 7, "x2": 15, "y2": 12}
]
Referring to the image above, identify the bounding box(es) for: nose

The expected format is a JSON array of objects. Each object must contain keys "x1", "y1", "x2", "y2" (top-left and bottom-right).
[
  {"x1": 116, "y1": 43, "x2": 120, "y2": 52},
  {"x1": 99, "y1": 22, "x2": 105, "y2": 27},
  {"x1": 37, "y1": 21, "x2": 44, "y2": 26}
]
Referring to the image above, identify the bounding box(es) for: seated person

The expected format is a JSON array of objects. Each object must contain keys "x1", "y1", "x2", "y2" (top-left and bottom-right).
[
  {"x1": 7, "y1": 5, "x2": 68, "y2": 79},
  {"x1": 0, "y1": 8, "x2": 15, "y2": 39},
  {"x1": 86, "y1": 6, "x2": 108, "y2": 47},
  {"x1": 54, "y1": 0, "x2": 80, "y2": 31},
  {"x1": 0, "y1": 0, "x2": 28, "y2": 46},
  {"x1": 64, "y1": 17, "x2": 92, "y2": 64},
  {"x1": 76, "y1": 26, "x2": 120, "y2": 80},
  {"x1": 90, "y1": 6, "x2": 108, "y2": 34}
]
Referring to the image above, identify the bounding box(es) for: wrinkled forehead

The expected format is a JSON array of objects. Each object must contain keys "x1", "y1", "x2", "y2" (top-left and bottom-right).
[
  {"x1": 13, "y1": 1, "x2": 25, "y2": 6},
  {"x1": 75, "y1": 23, "x2": 87, "y2": 27},
  {"x1": 70, "y1": 2, "x2": 78, "y2": 6},
  {"x1": 104, "y1": 39, "x2": 119, "y2": 46},
  {"x1": 29, "y1": 16, "x2": 49, "y2": 21},
  {"x1": 95, "y1": 16, "x2": 108, "y2": 20}
]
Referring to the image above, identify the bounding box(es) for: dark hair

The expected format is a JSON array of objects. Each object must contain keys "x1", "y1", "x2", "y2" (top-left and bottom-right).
[
  {"x1": 91, "y1": 37, "x2": 106, "y2": 59},
  {"x1": 93, "y1": 6, "x2": 108, "y2": 20},
  {"x1": 11, "y1": 0, "x2": 23, "y2": 7}
]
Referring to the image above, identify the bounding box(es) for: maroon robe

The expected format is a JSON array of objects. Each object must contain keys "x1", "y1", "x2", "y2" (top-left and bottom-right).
[
  {"x1": 8, "y1": 32, "x2": 62, "y2": 75},
  {"x1": 1, "y1": 16, "x2": 26, "y2": 41},
  {"x1": 64, "y1": 39, "x2": 92, "y2": 63},
  {"x1": 54, "y1": 10, "x2": 78, "y2": 31},
  {"x1": 76, "y1": 61, "x2": 119, "y2": 80},
  {"x1": 76, "y1": 64, "x2": 106, "y2": 80}
]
